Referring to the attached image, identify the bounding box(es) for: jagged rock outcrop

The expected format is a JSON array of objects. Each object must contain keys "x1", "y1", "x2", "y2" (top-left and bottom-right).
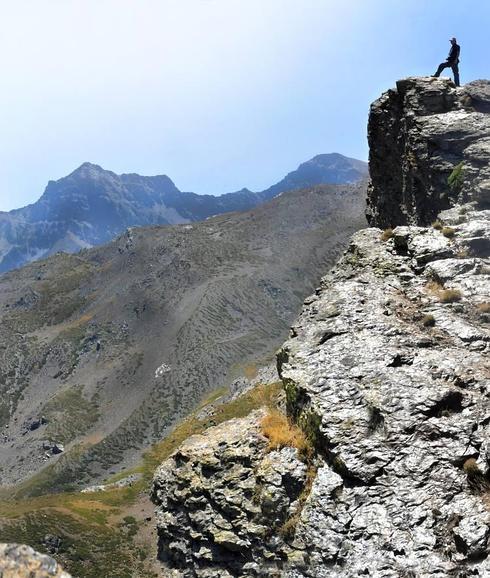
[
  {"x1": 152, "y1": 78, "x2": 490, "y2": 577},
  {"x1": 152, "y1": 411, "x2": 308, "y2": 577},
  {"x1": 367, "y1": 77, "x2": 490, "y2": 227},
  {"x1": 0, "y1": 544, "x2": 71, "y2": 577}
]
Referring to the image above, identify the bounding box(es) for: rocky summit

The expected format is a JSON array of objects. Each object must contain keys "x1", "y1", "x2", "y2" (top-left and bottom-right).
[
  {"x1": 152, "y1": 77, "x2": 490, "y2": 577},
  {"x1": 367, "y1": 77, "x2": 490, "y2": 227}
]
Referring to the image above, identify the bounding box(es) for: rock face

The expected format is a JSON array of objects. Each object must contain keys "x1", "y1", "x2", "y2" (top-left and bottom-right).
[
  {"x1": 0, "y1": 153, "x2": 367, "y2": 273},
  {"x1": 367, "y1": 77, "x2": 490, "y2": 227},
  {"x1": 0, "y1": 544, "x2": 71, "y2": 577},
  {"x1": 152, "y1": 77, "x2": 490, "y2": 577},
  {"x1": 152, "y1": 412, "x2": 308, "y2": 577},
  {"x1": 278, "y1": 207, "x2": 490, "y2": 576}
]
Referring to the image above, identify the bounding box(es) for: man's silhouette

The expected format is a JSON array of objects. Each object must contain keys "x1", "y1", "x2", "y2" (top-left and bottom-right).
[{"x1": 434, "y1": 37, "x2": 460, "y2": 86}]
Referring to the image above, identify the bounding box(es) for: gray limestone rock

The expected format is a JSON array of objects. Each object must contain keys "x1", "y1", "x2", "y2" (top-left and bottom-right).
[
  {"x1": 367, "y1": 77, "x2": 490, "y2": 227},
  {"x1": 152, "y1": 411, "x2": 309, "y2": 577},
  {"x1": 0, "y1": 544, "x2": 71, "y2": 577},
  {"x1": 278, "y1": 204, "x2": 490, "y2": 577}
]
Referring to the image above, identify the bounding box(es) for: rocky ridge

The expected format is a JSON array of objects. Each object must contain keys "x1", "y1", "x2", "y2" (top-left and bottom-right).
[
  {"x1": 152, "y1": 77, "x2": 490, "y2": 577},
  {"x1": 0, "y1": 153, "x2": 367, "y2": 273}
]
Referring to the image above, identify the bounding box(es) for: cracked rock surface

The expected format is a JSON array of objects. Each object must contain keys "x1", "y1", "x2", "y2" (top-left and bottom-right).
[
  {"x1": 152, "y1": 411, "x2": 308, "y2": 577},
  {"x1": 0, "y1": 544, "x2": 71, "y2": 577},
  {"x1": 278, "y1": 203, "x2": 490, "y2": 576}
]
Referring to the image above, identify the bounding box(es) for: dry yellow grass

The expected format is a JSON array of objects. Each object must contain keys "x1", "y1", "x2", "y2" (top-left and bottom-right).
[
  {"x1": 426, "y1": 281, "x2": 462, "y2": 303},
  {"x1": 380, "y1": 228, "x2": 394, "y2": 242},
  {"x1": 439, "y1": 288, "x2": 462, "y2": 303},
  {"x1": 477, "y1": 302, "x2": 490, "y2": 314},
  {"x1": 260, "y1": 410, "x2": 310, "y2": 458},
  {"x1": 432, "y1": 220, "x2": 443, "y2": 230},
  {"x1": 442, "y1": 226, "x2": 456, "y2": 238}
]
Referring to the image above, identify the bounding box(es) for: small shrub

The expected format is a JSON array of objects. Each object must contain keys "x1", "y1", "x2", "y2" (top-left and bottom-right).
[
  {"x1": 442, "y1": 226, "x2": 456, "y2": 238},
  {"x1": 439, "y1": 288, "x2": 462, "y2": 303},
  {"x1": 432, "y1": 220, "x2": 443, "y2": 230},
  {"x1": 477, "y1": 302, "x2": 490, "y2": 314},
  {"x1": 455, "y1": 248, "x2": 469, "y2": 259},
  {"x1": 461, "y1": 94, "x2": 473, "y2": 109},
  {"x1": 422, "y1": 314, "x2": 436, "y2": 327},
  {"x1": 463, "y1": 458, "x2": 489, "y2": 492},
  {"x1": 463, "y1": 458, "x2": 480, "y2": 475},
  {"x1": 426, "y1": 280, "x2": 444, "y2": 295},
  {"x1": 448, "y1": 162, "x2": 465, "y2": 193},
  {"x1": 260, "y1": 410, "x2": 311, "y2": 459},
  {"x1": 381, "y1": 228, "x2": 394, "y2": 242}
]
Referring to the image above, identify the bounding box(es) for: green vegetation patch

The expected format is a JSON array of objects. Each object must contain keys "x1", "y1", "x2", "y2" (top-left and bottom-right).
[
  {"x1": 0, "y1": 508, "x2": 150, "y2": 578},
  {"x1": 448, "y1": 162, "x2": 465, "y2": 194}
]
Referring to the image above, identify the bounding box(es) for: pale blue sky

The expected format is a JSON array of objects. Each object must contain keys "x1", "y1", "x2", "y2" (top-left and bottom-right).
[{"x1": 0, "y1": 0, "x2": 488, "y2": 210}]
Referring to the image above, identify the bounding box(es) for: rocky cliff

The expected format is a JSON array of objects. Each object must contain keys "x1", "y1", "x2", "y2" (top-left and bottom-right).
[
  {"x1": 367, "y1": 77, "x2": 490, "y2": 227},
  {"x1": 152, "y1": 78, "x2": 490, "y2": 577}
]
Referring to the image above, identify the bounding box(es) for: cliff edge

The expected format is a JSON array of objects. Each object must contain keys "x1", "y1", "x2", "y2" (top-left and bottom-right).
[
  {"x1": 367, "y1": 77, "x2": 490, "y2": 227},
  {"x1": 152, "y1": 77, "x2": 490, "y2": 577}
]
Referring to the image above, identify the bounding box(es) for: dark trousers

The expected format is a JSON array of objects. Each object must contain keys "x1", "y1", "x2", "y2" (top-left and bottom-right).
[{"x1": 434, "y1": 61, "x2": 460, "y2": 87}]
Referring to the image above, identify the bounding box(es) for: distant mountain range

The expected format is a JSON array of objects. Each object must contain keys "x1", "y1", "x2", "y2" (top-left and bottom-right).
[{"x1": 0, "y1": 153, "x2": 367, "y2": 272}]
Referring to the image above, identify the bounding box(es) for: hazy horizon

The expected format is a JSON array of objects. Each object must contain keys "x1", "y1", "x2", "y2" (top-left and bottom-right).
[{"x1": 1, "y1": 0, "x2": 488, "y2": 211}]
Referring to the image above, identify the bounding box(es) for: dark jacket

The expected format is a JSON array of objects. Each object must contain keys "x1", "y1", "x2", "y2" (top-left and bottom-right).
[{"x1": 448, "y1": 43, "x2": 460, "y2": 63}]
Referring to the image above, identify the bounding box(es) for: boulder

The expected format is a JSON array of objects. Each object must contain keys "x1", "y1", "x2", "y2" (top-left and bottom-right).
[{"x1": 0, "y1": 544, "x2": 71, "y2": 577}]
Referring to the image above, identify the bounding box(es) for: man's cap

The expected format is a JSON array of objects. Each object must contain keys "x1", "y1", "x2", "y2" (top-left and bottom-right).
[{"x1": 450, "y1": 37, "x2": 457, "y2": 41}]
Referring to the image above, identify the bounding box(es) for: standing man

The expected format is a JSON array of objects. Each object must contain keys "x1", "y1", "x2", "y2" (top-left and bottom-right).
[{"x1": 434, "y1": 37, "x2": 461, "y2": 86}]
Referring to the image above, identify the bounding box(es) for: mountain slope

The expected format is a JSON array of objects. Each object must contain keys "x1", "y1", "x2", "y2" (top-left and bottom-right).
[
  {"x1": 0, "y1": 154, "x2": 367, "y2": 272},
  {"x1": 0, "y1": 180, "x2": 366, "y2": 491}
]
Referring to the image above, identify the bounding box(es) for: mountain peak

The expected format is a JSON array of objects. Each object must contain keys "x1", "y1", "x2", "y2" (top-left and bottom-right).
[{"x1": 69, "y1": 162, "x2": 110, "y2": 179}]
